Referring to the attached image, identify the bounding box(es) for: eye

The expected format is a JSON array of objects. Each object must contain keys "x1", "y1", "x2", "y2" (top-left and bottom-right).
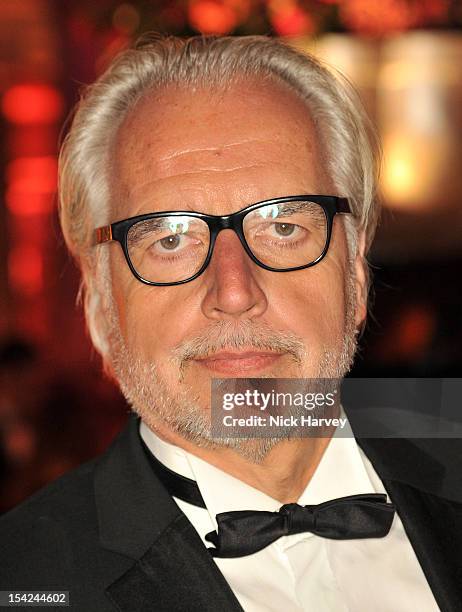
[
  {"x1": 151, "y1": 232, "x2": 200, "y2": 254},
  {"x1": 262, "y1": 222, "x2": 305, "y2": 242},
  {"x1": 272, "y1": 222, "x2": 297, "y2": 237},
  {"x1": 159, "y1": 234, "x2": 182, "y2": 250}
]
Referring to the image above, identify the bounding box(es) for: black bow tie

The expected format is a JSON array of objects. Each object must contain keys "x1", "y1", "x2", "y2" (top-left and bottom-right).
[{"x1": 141, "y1": 438, "x2": 396, "y2": 558}]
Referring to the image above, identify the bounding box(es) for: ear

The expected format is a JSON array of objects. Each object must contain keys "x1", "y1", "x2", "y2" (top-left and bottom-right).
[
  {"x1": 354, "y1": 230, "x2": 368, "y2": 329},
  {"x1": 93, "y1": 302, "x2": 120, "y2": 382},
  {"x1": 85, "y1": 285, "x2": 115, "y2": 373}
]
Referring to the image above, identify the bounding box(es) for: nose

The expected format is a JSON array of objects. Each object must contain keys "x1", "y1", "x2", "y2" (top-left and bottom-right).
[{"x1": 200, "y1": 229, "x2": 268, "y2": 320}]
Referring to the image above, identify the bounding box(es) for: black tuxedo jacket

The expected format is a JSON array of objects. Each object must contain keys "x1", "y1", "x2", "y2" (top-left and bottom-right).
[{"x1": 1, "y1": 413, "x2": 461, "y2": 611}]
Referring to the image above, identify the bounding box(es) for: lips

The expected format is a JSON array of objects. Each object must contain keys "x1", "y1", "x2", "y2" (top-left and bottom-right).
[{"x1": 194, "y1": 350, "x2": 284, "y2": 375}]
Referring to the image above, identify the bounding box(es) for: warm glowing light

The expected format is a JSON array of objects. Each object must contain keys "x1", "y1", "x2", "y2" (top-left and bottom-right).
[
  {"x1": 6, "y1": 192, "x2": 55, "y2": 216},
  {"x1": 6, "y1": 157, "x2": 57, "y2": 215},
  {"x1": 398, "y1": 305, "x2": 436, "y2": 359},
  {"x1": 8, "y1": 245, "x2": 43, "y2": 295},
  {"x1": 188, "y1": 0, "x2": 237, "y2": 34},
  {"x1": 339, "y1": 0, "x2": 449, "y2": 36},
  {"x1": 112, "y1": 3, "x2": 140, "y2": 34},
  {"x1": 340, "y1": 0, "x2": 412, "y2": 36},
  {"x1": 381, "y1": 136, "x2": 421, "y2": 206},
  {"x1": 1, "y1": 84, "x2": 63, "y2": 125},
  {"x1": 377, "y1": 303, "x2": 436, "y2": 361},
  {"x1": 8, "y1": 126, "x2": 58, "y2": 157},
  {"x1": 7, "y1": 156, "x2": 57, "y2": 192},
  {"x1": 383, "y1": 156, "x2": 416, "y2": 198},
  {"x1": 95, "y1": 32, "x2": 130, "y2": 75},
  {"x1": 269, "y1": 1, "x2": 314, "y2": 36},
  {"x1": 381, "y1": 134, "x2": 447, "y2": 210}
]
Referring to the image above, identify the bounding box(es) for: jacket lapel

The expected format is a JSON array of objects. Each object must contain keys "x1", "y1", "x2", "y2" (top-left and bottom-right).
[
  {"x1": 94, "y1": 415, "x2": 243, "y2": 611},
  {"x1": 358, "y1": 436, "x2": 462, "y2": 612},
  {"x1": 95, "y1": 413, "x2": 462, "y2": 611},
  {"x1": 106, "y1": 512, "x2": 244, "y2": 611}
]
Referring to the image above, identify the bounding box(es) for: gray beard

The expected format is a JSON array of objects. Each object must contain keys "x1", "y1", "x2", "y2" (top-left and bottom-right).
[{"x1": 107, "y1": 267, "x2": 359, "y2": 464}]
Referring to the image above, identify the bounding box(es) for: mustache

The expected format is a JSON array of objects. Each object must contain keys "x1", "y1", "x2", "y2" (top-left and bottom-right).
[{"x1": 170, "y1": 320, "x2": 307, "y2": 372}]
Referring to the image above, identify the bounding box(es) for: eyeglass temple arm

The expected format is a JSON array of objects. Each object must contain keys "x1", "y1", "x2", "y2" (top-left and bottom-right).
[
  {"x1": 95, "y1": 225, "x2": 113, "y2": 245},
  {"x1": 337, "y1": 198, "x2": 351, "y2": 214}
]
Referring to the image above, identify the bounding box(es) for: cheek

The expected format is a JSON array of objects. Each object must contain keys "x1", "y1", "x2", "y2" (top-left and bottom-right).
[
  {"x1": 113, "y1": 277, "x2": 202, "y2": 364},
  {"x1": 276, "y1": 260, "x2": 348, "y2": 348},
  {"x1": 117, "y1": 287, "x2": 170, "y2": 358},
  {"x1": 109, "y1": 248, "x2": 164, "y2": 355}
]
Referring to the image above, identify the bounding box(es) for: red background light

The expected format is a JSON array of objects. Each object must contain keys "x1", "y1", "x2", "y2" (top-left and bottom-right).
[
  {"x1": 6, "y1": 156, "x2": 57, "y2": 216},
  {"x1": 1, "y1": 84, "x2": 64, "y2": 125},
  {"x1": 188, "y1": 1, "x2": 237, "y2": 34},
  {"x1": 7, "y1": 156, "x2": 57, "y2": 193},
  {"x1": 8, "y1": 245, "x2": 44, "y2": 295}
]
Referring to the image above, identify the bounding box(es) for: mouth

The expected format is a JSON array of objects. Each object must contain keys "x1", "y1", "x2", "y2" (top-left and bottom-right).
[{"x1": 193, "y1": 350, "x2": 284, "y2": 375}]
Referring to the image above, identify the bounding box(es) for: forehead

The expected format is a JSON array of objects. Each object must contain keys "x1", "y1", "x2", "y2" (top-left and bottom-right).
[{"x1": 110, "y1": 77, "x2": 331, "y2": 217}]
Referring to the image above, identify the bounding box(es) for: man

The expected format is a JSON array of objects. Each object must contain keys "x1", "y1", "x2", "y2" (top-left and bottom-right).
[{"x1": 0, "y1": 34, "x2": 460, "y2": 611}]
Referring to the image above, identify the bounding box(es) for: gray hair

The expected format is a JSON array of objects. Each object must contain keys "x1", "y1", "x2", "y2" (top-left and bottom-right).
[{"x1": 58, "y1": 33, "x2": 380, "y2": 358}]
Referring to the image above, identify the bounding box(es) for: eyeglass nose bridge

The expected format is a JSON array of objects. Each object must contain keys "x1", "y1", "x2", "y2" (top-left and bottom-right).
[
  {"x1": 204, "y1": 212, "x2": 254, "y2": 272},
  {"x1": 215, "y1": 214, "x2": 235, "y2": 230}
]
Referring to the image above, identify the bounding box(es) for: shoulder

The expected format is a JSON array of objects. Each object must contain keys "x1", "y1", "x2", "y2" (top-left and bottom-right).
[
  {"x1": 0, "y1": 454, "x2": 102, "y2": 586},
  {"x1": 1, "y1": 452, "x2": 98, "y2": 526},
  {"x1": 358, "y1": 436, "x2": 462, "y2": 504}
]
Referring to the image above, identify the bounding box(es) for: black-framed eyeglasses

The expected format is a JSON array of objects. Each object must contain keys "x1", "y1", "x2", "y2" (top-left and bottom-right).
[{"x1": 95, "y1": 195, "x2": 351, "y2": 286}]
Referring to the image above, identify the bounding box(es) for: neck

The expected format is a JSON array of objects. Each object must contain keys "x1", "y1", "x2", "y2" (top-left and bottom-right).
[{"x1": 145, "y1": 419, "x2": 334, "y2": 504}]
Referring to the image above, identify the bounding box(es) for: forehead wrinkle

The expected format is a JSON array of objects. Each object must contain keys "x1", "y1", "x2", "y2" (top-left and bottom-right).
[
  {"x1": 121, "y1": 136, "x2": 314, "y2": 181},
  {"x1": 122, "y1": 159, "x2": 320, "y2": 205},
  {"x1": 155, "y1": 137, "x2": 280, "y2": 164},
  {"x1": 130, "y1": 163, "x2": 284, "y2": 185},
  {"x1": 120, "y1": 137, "x2": 318, "y2": 187}
]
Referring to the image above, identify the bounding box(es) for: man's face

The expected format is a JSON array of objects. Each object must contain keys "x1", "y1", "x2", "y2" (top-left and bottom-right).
[{"x1": 105, "y1": 78, "x2": 366, "y2": 453}]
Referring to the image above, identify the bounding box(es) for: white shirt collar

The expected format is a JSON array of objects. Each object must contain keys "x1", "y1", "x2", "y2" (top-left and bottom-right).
[{"x1": 140, "y1": 407, "x2": 382, "y2": 534}]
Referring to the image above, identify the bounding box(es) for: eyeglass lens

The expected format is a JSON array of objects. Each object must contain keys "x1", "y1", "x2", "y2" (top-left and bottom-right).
[{"x1": 126, "y1": 200, "x2": 328, "y2": 283}]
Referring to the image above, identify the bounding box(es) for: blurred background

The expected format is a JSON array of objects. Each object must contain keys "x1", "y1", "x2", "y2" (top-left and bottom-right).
[{"x1": 1, "y1": 0, "x2": 461, "y2": 513}]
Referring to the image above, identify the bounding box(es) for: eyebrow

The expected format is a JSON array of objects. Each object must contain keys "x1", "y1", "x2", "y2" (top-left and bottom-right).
[
  {"x1": 127, "y1": 215, "x2": 200, "y2": 245},
  {"x1": 250, "y1": 200, "x2": 325, "y2": 217},
  {"x1": 127, "y1": 218, "x2": 168, "y2": 245}
]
